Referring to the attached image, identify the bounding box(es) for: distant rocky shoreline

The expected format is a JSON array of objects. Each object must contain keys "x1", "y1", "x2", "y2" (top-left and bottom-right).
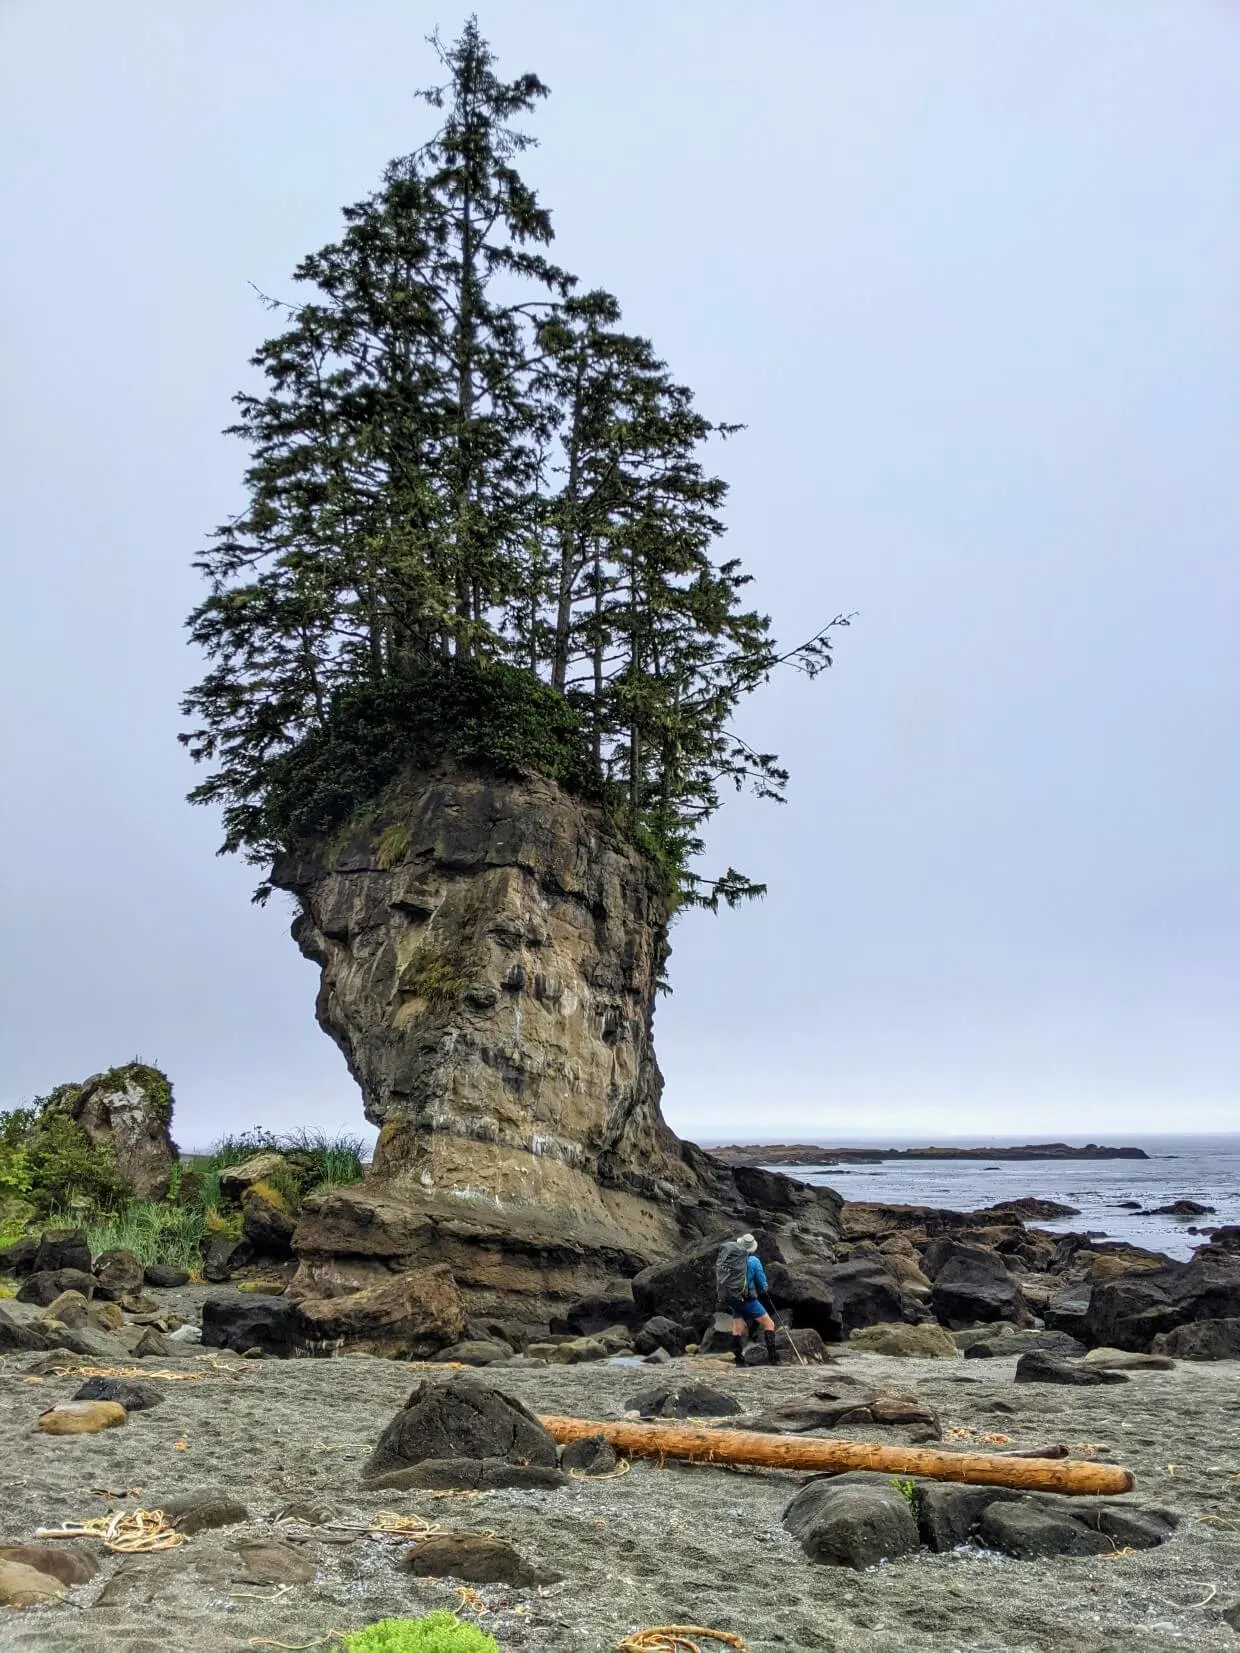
[{"x1": 710, "y1": 1141, "x2": 1149, "y2": 1166}]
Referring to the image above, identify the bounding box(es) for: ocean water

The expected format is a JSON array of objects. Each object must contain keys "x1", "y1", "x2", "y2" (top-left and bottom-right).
[{"x1": 757, "y1": 1134, "x2": 1240, "y2": 1262}]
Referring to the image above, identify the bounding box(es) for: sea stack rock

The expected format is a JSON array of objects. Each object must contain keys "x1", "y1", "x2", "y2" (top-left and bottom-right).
[{"x1": 273, "y1": 767, "x2": 841, "y2": 1317}]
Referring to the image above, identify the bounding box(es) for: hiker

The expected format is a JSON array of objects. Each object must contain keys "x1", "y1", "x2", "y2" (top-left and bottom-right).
[{"x1": 715, "y1": 1232, "x2": 781, "y2": 1366}]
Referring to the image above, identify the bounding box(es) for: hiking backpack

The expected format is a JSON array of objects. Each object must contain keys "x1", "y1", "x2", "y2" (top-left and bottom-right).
[{"x1": 714, "y1": 1241, "x2": 750, "y2": 1309}]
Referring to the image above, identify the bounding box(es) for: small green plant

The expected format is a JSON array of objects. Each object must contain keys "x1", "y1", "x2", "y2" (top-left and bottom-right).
[
  {"x1": 342, "y1": 1613, "x2": 499, "y2": 1653},
  {"x1": 61, "y1": 1201, "x2": 206, "y2": 1271},
  {"x1": 891, "y1": 1476, "x2": 919, "y2": 1507},
  {"x1": 399, "y1": 940, "x2": 479, "y2": 1014},
  {"x1": 375, "y1": 822, "x2": 412, "y2": 869}
]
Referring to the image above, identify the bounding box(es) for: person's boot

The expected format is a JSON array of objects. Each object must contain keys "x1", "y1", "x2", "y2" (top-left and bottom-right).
[
  {"x1": 730, "y1": 1334, "x2": 746, "y2": 1367},
  {"x1": 764, "y1": 1330, "x2": 781, "y2": 1365}
]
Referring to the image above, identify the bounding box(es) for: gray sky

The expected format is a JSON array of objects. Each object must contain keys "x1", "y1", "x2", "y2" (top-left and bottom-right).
[{"x1": 2, "y1": 1, "x2": 1238, "y2": 1148}]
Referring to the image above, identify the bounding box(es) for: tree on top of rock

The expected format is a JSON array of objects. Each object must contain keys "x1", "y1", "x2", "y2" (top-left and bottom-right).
[{"x1": 181, "y1": 18, "x2": 847, "y2": 909}]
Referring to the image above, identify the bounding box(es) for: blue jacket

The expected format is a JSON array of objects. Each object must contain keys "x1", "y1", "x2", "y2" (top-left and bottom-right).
[{"x1": 745, "y1": 1254, "x2": 769, "y2": 1301}]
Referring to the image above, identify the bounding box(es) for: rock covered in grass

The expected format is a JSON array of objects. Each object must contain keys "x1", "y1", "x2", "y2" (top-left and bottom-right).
[
  {"x1": 218, "y1": 1152, "x2": 291, "y2": 1203},
  {"x1": 241, "y1": 1182, "x2": 299, "y2": 1258},
  {"x1": 364, "y1": 1374, "x2": 558, "y2": 1481},
  {"x1": 39, "y1": 1290, "x2": 91, "y2": 1328},
  {"x1": 431, "y1": 1339, "x2": 514, "y2": 1366}
]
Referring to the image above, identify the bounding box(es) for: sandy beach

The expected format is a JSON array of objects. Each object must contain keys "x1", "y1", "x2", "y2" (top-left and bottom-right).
[{"x1": 2, "y1": 1297, "x2": 1238, "y2": 1653}]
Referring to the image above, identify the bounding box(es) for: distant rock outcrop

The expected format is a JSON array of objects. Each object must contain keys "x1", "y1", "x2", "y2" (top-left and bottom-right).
[{"x1": 69, "y1": 1066, "x2": 178, "y2": 1201}]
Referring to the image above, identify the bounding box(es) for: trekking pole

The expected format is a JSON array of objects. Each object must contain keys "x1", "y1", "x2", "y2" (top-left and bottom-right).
[{"x1": 769, "y1": 1303, "x2": 807, "y2": 1367}]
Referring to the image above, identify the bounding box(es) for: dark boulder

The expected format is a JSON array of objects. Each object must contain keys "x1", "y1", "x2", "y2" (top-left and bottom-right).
[
  {"x1": 17, "y1": 1269, "x2": 97, "y2": 1306},
  {"x1": 765, "y1": 1263, "x2": 844, "y2": 1341},
  {"x1": 917, "y1": 1483, "x2": 1023, "y2": 1551},
  {"x1": 626, "y1": 1383, "x2": 742, "y2": 1419},
  {"x1": 73, "y1": 1377, "x2": 164, "y2": 1411},
  {"x1": 826, "y1": 1260, "x2": 908, "y2": 1336},
  {"x1": 241, "y1": 1188, "x2": 297, "y2": 1258},
  {"x1": 1084, "y1": 1271, "x2": 1181, "y2": 1352},
  {"x1": 366, "y1": 1458, "x2": 567, "y2": 1492},
  {"x1": 1043, "y1": 1284, "x2": 1091, "y2": 1341},
  {"x1": 1014, "y1": 1351, "x2": 1129, "y2": 1386},
  {"x1": 979, "y1": 1501, "x2": 1115, "y2": 1558},
  {"x1": 1153, "y1": 1318, "x2": 1240, "y2": 1360},
  {"x1": 0, "y1": 1236, "x2": 39, "y2": 1276},
  {"x1": 364, "y1": 1375, "x2": 558, "y2": 1481},
  {"x1": 630, "y1": 1237, "x2": 731, "y2": 1332},
  {"x1": 144, "y1": 1264, "x2": 190, "y2": 1288},
  {"x1": 783, "y1": 1479, "x2": 920, "y2": 1569},
  {"x1": 202, "y1": 1294, "x2": 301, "y2": 1357},
  {"x1": 554, "y1": 1292, "x2": 642, "y2": 1336},
  {"x1": 633, "y1": 1315, "x2": 689, "y2": 1357},
  {"x1": 1172, "y1": 1246, "x2": 1240, "y2": 1322},
  {"x1": 201, "y1": 1234, "x2": 254, "y2": 1284},
  {"x1": 403, "y1": 1533, "x2": 561, "y2": 1587},
  {"x1": 560, "y1": 1435, "x2": 619, "y2": 1476},
  {"x1": 162, "y1": 1490, "x2": 250, "y2": 1534},
  {"x1": 929, "y1": 1242, "x2": 1028, "y2": 1330},
  {"x1": 92, "y1": 1249, "x2": 145, "y2": 1299},
  {"x1": 1148, "y1": 1200, "x2": 1214, "y2": 1217},
  {"x1": 32, "y1": 1230, "x2": 92, "y2": 1276}
]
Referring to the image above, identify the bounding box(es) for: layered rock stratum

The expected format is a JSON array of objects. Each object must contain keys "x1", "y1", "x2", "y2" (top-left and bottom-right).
[{"x1": 271, "y1": 767, "x2": 842, "y2": 1316}]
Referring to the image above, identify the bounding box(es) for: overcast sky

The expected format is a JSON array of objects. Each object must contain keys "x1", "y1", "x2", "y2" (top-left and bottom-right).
[{"x1": 2, "y1": 2, "x2": 1238, "y2": 1149}]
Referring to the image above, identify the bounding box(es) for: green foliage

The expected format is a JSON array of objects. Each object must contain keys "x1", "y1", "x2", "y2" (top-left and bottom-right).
[
  {"x1": 258, "y1": 660, "x2": 596, "y2": 861},
  {"x1": 376, "y1": 823, "x2": 412, "y2": 869},
  {"x1": 22, "y1": 1114, "x2": 128, "y2": 1218},
  {"x1": 342, "y1": 1612, "x2": 498, "y2": 1653},
  {"x1": 891, "y1": 1476, "x2": 920, "y2": 1508},
  {"x1": 180, "y1": 20, "x2": 846, "y2": 915},
  {"x1": 278, "y1": 1129, "x2": 367, "y2": 1190},
  {"x1": 72, "y1": 1202, "x2": 206, "y2": 1272},
  {"x1": 398, "y1": 939, "x2": 479, "y2": 1014}
]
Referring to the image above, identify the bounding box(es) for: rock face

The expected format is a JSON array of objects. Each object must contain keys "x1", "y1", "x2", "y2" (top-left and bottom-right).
[
  {"x1": 69, "y1": 1065, "x2": 177, "y2": 1201},
  {"x1": 275, "y1": 768, "x2": 843, "y2": 1316}
]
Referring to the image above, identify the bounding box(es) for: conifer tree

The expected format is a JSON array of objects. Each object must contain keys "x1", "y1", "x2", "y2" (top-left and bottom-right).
[{"x1": 182, "y1": 19, "x2": 847, "y2": 907}]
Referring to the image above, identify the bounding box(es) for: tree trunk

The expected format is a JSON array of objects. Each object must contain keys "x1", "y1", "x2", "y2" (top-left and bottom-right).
[{"x1": 539, "y1": 1416, "x2": 1135, "y2": 1496}]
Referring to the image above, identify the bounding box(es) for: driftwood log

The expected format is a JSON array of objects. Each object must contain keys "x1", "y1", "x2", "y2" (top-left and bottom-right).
[{"x1": 539, "y1": 1416, "x2": 1134, "y2": 1496}]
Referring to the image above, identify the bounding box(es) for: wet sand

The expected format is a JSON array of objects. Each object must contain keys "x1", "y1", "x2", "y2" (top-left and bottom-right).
[{"x1": 1, "y1": 1327, "x2": 1238, "y2": 1653}]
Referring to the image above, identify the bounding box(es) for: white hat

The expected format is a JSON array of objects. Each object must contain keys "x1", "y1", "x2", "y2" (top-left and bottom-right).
[{"x1": 736, "y1": 1233, "x2": 758, "y2": 1252}]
